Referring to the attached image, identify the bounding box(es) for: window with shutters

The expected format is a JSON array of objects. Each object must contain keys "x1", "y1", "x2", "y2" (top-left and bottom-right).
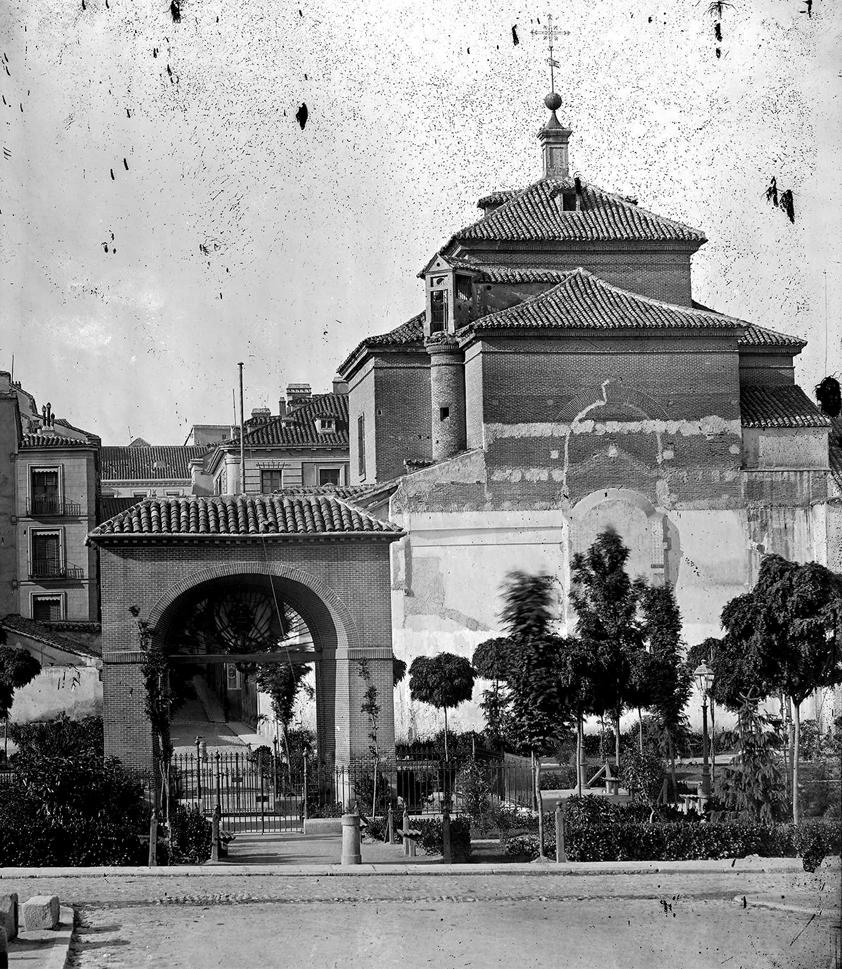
[
  {"x1": 32, "y1": 594, "x2": 64, "y2": 621},
  {"x1": 31, "y1": 530, "x2": 63, "y2": 578},
  {"x1": 29, "y1": 468, "x2": 61, "y2": 515}
]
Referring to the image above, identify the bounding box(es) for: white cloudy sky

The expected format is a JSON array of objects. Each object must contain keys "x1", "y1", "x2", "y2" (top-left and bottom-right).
[{"x1": 1, "y1": 0, "x2": 839, "y2": 443}]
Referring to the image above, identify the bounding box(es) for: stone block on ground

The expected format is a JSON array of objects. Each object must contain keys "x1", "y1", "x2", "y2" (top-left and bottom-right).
[
  {"x1": 21, "y1": 895, "x2": 60, "y2": 931},
  {"x1": 0, "y1": 894, "x2": 17, "y2": 941}
]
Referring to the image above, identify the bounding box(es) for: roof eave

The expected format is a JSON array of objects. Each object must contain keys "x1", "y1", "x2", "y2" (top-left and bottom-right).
[{"x1": 87, "y1": 528, "x2": 404, "y2": 545}]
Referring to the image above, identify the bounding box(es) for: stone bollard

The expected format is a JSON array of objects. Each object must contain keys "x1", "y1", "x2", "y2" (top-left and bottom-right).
[
  {"x1": 0, "y1": 894, "x2": 17, "y2": 942},
  {"x1": 555, "y1": 803, "x2": 567, "y2": 863},
  {"x1": 21, "y1": 895, "x2": 59, "y2": 931},
  {"x1": 341, "y1": 812, "x2": 362, "y2": 866},
  {"x1": 0, "y1": 926, "x2": 8, "y2": 969},
  {"x1": 148, "y1": 814, "x2": 158, "y2": 867}
]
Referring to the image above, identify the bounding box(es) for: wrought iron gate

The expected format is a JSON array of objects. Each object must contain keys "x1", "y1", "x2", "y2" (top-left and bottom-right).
[{"x1": 171, "y1": 750, "x2": 305, "y2": 833}]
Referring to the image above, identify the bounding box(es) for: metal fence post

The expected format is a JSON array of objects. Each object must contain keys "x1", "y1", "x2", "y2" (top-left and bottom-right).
[
  {"x1": 386, "y1": 804, "x2": 393, "y2": 844},
  {"x1": 302, "y1": 753, "x2": 309, "y2": 822},
  {"x1": 215, "y1": 751, "x2": 222, "y2": 811},
  {"x1": 260, "y1": 759, "x2": 266, "y2": 834}
]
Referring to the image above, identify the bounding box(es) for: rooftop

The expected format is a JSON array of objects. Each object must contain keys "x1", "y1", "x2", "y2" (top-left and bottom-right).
[
  {"x1": 449, "y1": 176, "x2": 706, "y2": 247},
  {"x1": 21, "y1": 433, "x2": 95, "y2": 449},
  {"x1": 467, "y1": 268, "x2": 747, "y2": 334},
  {"x1": 0, "y1": 614, "x2": 101, "y2": 659},
  {"x1": 100, "y1": 445, "x2": 209, "y2": 481},
  {"x1": 227, "y1": 394, "x2": 349, "y2": 449},
  {"x1": 739, "y1": 385, "x2": 831, "y2": 429},
  {"x1": 89, "y1": 492, "x2": 402, "y2": 540}
]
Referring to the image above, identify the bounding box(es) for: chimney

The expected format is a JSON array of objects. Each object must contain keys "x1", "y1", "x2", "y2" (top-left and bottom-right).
[
  {"x1": 537, "y1": 92, "x2": 572, "y2": 180},
  {"x1": 332, "y1": 376, "x2": 348, "y2": 396},
  {"x1": 286, "y1": 383, "x2": 312, "y2": 410},
  {"x1": 278, "y1": 396, "x2": 287, "y2": 418},
  {"x1": 250, "y1": 407, "x2": 271, "y2": 425}
]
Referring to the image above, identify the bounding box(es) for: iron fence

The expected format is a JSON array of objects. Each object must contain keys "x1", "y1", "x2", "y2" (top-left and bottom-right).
[{"x1": 160, "y1": 753, "x2": 537, "y2": 831}]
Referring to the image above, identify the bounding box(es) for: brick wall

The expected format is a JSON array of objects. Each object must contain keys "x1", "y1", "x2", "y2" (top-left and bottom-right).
[
  {"x1": 348, "y1": 358, "x2": 377, "y2": 485},
  {"x1": 459, "y1": 245, "x2": 693, "y2": 305},
  {"x1": 97, "y1": 537, "x2": 397, "y2": 772},
  {"x1": 348, "y1": 352, "x2": 432, "y2": 483},
  {"x1": 478, "y1": 333, "x2": 741, "y2": 424}
]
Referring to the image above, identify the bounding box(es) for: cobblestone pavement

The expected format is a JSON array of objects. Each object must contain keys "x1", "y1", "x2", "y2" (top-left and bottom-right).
[{"x1": 1, "y1": 869, "x2": 836, "y2": 968}]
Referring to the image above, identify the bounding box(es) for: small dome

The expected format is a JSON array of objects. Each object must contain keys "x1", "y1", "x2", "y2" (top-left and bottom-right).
[{"x1": 544, "y1": 91, "x2": 563, "y2": 111}]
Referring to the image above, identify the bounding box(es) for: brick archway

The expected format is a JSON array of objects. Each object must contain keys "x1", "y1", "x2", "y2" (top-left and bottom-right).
[
  {"x1": 89, "y1": 493, "x2": 404, "y2": 773},
  {"x1": 147, "y1": 561, "x2": 359, "y2": 655}
]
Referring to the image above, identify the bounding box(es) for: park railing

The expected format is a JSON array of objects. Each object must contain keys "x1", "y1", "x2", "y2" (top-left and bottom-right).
[{"x1": 156, "y1": 752, "x2": 538, "y2": 828}]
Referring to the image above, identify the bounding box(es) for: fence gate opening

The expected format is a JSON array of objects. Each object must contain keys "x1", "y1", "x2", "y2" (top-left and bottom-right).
[{"x1": 171, "y1": 750, "x2": 305, "y2": 833}]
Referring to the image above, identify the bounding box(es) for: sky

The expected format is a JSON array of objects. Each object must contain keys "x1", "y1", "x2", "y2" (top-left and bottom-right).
[{"x1": 1, "y1": 0, "x2": 840, "y2": 444}]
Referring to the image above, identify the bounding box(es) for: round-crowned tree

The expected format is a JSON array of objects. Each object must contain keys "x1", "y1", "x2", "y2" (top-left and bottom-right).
[{"x1": 408, "y1": 653, "x2": 475, "y2": 760}]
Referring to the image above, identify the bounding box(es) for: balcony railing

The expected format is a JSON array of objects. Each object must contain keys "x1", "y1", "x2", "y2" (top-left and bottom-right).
[
  {"x1": 29, "y1": 560, "x2": 85, "y2": 581},
  {"x1": 26, "y1": 496, "x2": 82, "y2": 517}
]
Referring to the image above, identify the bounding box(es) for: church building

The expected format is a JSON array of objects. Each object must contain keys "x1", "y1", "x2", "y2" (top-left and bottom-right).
[{"x1": 338, "y1": 92, "x2": 841, "y2": 738}]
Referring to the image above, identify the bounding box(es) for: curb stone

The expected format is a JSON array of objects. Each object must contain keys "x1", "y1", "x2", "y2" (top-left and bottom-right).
[{"x1": 0, "y1": 858, "x2": 806, "y2": 879}]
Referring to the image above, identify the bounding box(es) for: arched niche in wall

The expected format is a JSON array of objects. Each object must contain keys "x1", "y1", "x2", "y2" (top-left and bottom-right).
[{"x1": 570, "y1": 488, "x2": 681, "y2": 587}]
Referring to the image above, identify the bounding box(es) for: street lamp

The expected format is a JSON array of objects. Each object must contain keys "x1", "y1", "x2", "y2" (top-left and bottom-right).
[{"x1": 693, "y1": 662, "x2": 715, "y2": 804}]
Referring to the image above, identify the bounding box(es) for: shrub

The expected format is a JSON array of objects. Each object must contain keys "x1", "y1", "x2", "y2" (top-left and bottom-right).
[
  {"x1": 165, "y1": 804, "x2": 213, "y2": 864},
  {"x1": 456, "y1": 761, "x2": 492, "y2": 819},
  {"x1": 415, "y1": 816, "x2": 471, "y2": 861},
  {"x1": 793, "y1": 819, "x2": 842, "y2": 872},
  {"x1": 10, "y1": 715, "x2": 104, "y2": 759},
  {"x1": 503, "y1": 816, "x2": 840, "y2": 867},
  {"x1": 0, "y1": 753, "x2": 149, "y2": 866},
  {"x1": 0, "y1": 718, "x2": 152, "y2": 868},
  {"x1": 540, "y1": 765, "x2": 577, "y2": 790}
]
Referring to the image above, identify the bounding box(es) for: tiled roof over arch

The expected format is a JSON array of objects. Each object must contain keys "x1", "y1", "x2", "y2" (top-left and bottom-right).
[{"x1": 89, "y1": 493, "x2": 402, "y2": 539}]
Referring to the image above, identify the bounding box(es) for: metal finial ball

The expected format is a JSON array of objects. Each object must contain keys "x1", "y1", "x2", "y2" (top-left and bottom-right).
[{"x1": 544, "y1": 91, "x2": 563, "y2": 111}]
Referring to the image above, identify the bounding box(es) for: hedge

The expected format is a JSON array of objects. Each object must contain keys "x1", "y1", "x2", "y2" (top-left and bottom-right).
[{"x1": 504, "y1": 818, "x2": 840, "y2": 869}]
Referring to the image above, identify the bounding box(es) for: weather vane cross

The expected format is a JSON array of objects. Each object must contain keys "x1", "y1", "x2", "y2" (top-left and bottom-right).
[{"x1": 531, "y1": 13, "x2": 569, "y2": 94}]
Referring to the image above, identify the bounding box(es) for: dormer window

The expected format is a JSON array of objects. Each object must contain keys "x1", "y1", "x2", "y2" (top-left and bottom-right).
[{"x1": 316, "y1": 417, "x2": 336, "y2": 434}]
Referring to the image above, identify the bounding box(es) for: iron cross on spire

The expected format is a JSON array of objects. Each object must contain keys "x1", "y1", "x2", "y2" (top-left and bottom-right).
[{"x1": 531, "y1": 13, "x2": 569, "y2": 94}]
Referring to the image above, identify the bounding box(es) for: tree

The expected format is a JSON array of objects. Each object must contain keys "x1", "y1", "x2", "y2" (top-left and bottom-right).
[
  {"x1": 0, "y1": 643, "x2": 41, "y2": 720},
  {"x1": 392, "y1": 655, "x2": 407, "y2": 687},
  {"x1": 637, "y1": 583, "x2": 691, "y2": 794},
  {"x1": 0, "y1": 639, "x2": 41, "y2": 763},
  {"x1": 255, "y1": 661, "x2": 312, "y2": 780},
  {"x1": 493, "y1": 572, "x2": 575, "y2": 857},
  {"x1": 472, "y1": 637, "x2": 516, "y2": 750},
  {"x1": 709, "y1": 555, "x2": 842, "y2": 824},
  {"x1": 753, "y1": 556, "x2": 842, "y2": 824},
  {"x1": 569, "y1": 529, "x2": 644, "y2": 769},
  {"x1": 408, "y1": 653, "x2": 475, "y2": 761}
]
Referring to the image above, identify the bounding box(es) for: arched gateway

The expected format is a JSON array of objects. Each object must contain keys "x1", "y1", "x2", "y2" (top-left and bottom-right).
[{"x1": 88, "y1": 492, "x2": 403, "y2": 774}]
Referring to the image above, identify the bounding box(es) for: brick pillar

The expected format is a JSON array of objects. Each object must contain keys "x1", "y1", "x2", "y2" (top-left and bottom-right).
[
  {"x1": 333, "y1": 648, "x2": 396, "y2": 766},
  {"x1": 427, "y1": 336, "x2": 466, "y2": 463},
  {"x1": 103, "y1": 652, "x2": 154, "y2": 775}
]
